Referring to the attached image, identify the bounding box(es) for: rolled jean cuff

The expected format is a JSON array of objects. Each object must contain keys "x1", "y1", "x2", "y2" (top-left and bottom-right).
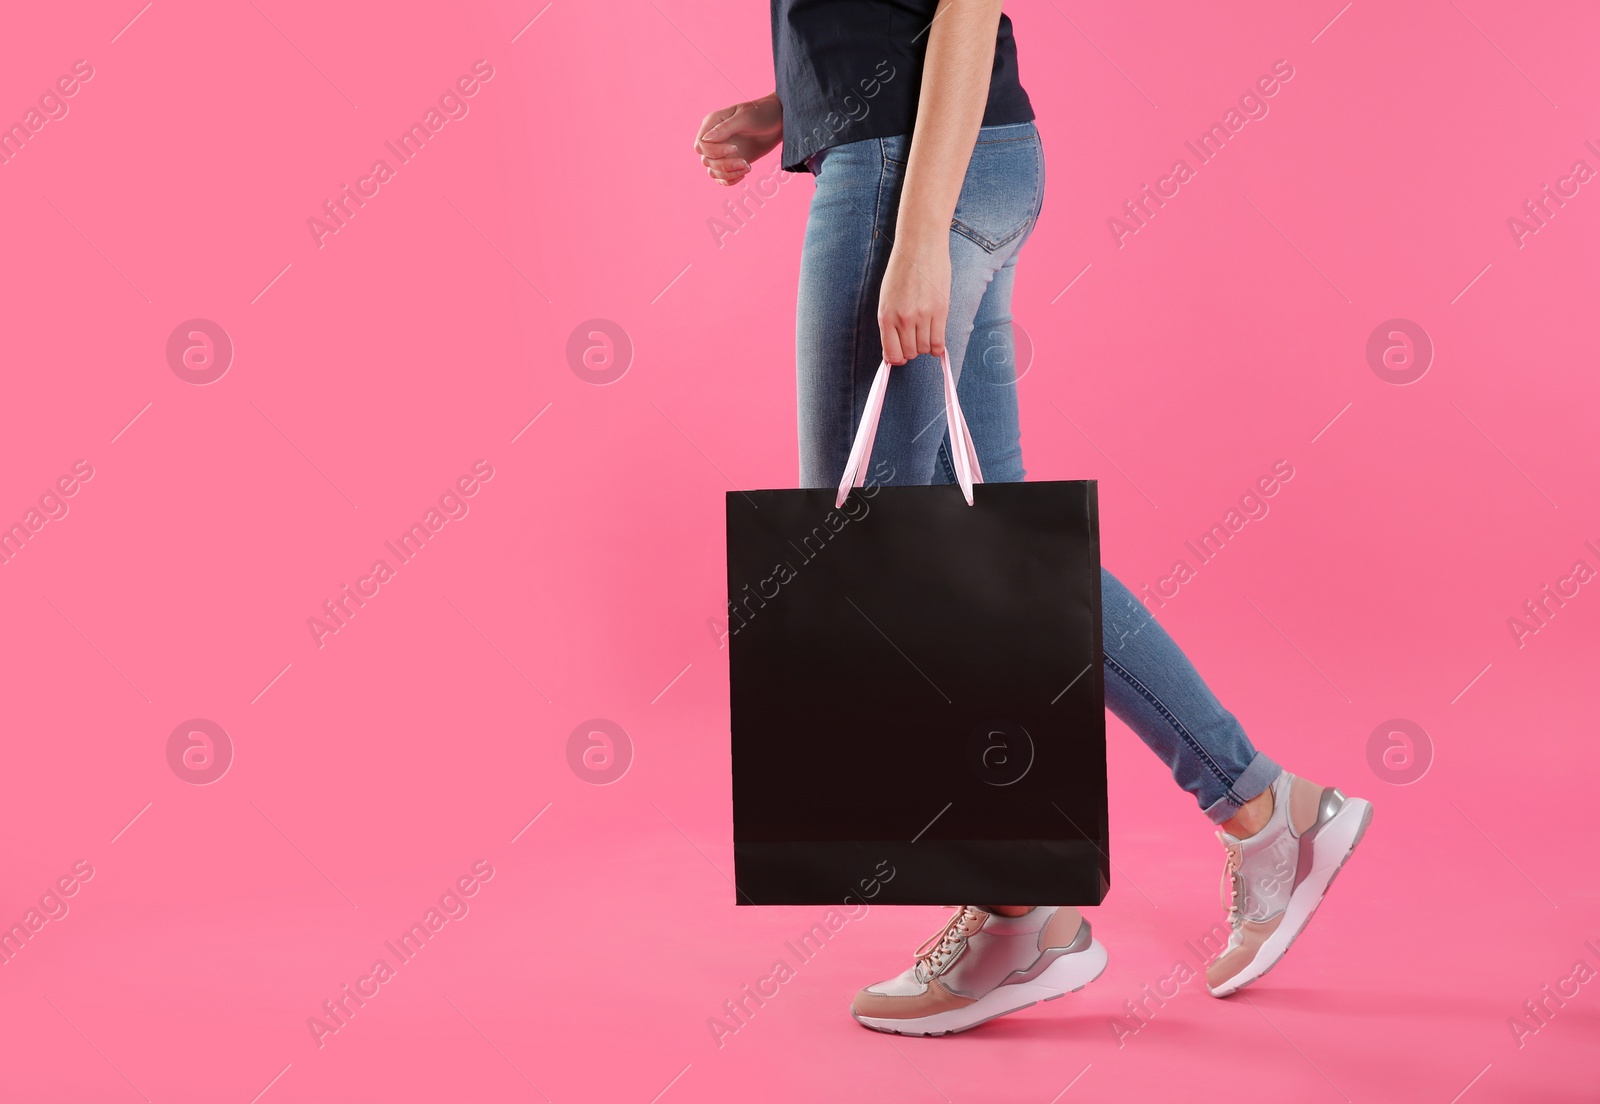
[{"x1": 1202, "y1": 753, "x2": 1282, "y2": 825}]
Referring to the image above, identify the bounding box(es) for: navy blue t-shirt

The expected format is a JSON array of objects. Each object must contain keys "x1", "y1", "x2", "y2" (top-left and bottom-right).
[{"x1": 771, "y1": 0, "x2": 1034, "y2": 173}]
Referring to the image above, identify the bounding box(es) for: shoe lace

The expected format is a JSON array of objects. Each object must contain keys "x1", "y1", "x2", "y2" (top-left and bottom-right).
[
  {"x1": 1217, "y1": 831, "x2": 1245, "y2": 927},
  {"x1": 912, "y1": 905, "x2": 980, "y2": 981}
]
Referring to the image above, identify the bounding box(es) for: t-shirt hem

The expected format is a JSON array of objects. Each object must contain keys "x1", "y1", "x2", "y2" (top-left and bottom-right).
[{"x1": 779, "y1": 104, "x2": 1036, "y2": 176}]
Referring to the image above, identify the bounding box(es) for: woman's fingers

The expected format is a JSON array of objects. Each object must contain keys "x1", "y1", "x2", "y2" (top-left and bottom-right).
[
  {"x1": 928, "y1": 308, "x2": 947, "y2": 357},
  {"x1": 702, "y1": 152, "x2": 750, "y2": 186},
  {"x1": 880, "y1": 318, "x2": 906, "y2": 366},
  {"x1": 698, "y1": 138, "x2": 744, "y2": 162},
  {"x1": 709, "y1": 145, "x2": 743, "y2": 164},
  {"x1": 705, "y1": 159, "x2": 750, "y2": 185},
  {"x1": 694, "y1": 105, "x2": 739, "y2": 154},
  {"x1": 698, "y1": 106, "x2": 742, "y2": 145},
  {"x1": 879, "y1": 312, "x2": 945, "y2": 365},
  {"x1": 697, "y1": 106, "x2": 749, "y2": 162}
]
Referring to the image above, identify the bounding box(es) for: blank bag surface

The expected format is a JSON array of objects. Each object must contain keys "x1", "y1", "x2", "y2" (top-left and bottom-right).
[{"x1": 725, "y1": 478, "x2": 1109, "y2": 906}]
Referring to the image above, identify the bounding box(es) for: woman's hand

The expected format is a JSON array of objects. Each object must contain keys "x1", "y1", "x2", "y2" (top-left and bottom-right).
[
  {"x1": 694, "y1": 94, "x2": 783, "y2": 186},
  {"x1": 878, "y1": 231, "x2": 951, "y2": 365}
]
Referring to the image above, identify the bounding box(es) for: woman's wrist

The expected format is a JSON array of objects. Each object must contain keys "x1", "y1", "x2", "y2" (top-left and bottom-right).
[
  {"x1": 755, "y1": 92, "x2": 784, "y2": 140},
  {"x1": 892, "y1": 217, "x2": 951, "y2": 256}
]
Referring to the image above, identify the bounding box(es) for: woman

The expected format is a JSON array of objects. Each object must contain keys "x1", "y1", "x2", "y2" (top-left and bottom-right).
[{"x1": 694, "y1": 0, "x2": 1373, "y2": 1037}]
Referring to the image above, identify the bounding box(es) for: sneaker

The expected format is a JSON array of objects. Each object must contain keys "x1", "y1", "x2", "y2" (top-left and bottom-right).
[
  {"x1": 850, "y1": 905, "x2": 1108, "y2": 1036},
  {"x1": 1206, "y1": 770, "x2": 1374, "y2": 997}
]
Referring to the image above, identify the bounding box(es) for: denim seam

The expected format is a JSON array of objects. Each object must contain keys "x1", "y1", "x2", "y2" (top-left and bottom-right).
[
  {"x1": 1030, "y1": 134, "x2": 1044, "y2": 223},
  {"x1": 843, "y1": 139, "x2": 894, "y2": 466},
  {"x1": 1103, "y1": 651, "x2": 1248, "y2": 808},
  {"x1": 951, "y1": 218, "x2": 1028, "y2": 253}
]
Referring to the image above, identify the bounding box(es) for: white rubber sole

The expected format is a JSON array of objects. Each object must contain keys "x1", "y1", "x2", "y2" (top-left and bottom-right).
[
  {"x1": 1208, "y1": 797, "x2": 1374, "y2": 997},
  {"x1": 852, "y1": 938, "x2": 1109, "y2": 1037}
]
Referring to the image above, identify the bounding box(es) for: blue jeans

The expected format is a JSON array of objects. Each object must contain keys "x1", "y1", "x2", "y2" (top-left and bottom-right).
[{"x1": 794, "y1": 122, "x2": 1280, "y2": 823}]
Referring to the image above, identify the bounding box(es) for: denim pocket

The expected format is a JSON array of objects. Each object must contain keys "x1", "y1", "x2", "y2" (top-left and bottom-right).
[{"x1": 950, "y1": 129, "x2": 1042, "y2": 253}]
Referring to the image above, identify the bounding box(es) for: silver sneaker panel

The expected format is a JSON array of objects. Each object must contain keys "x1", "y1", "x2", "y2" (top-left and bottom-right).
[
  {"x1": 989, "y1": 918, "x2": 1096, "y2": 990},
  {"x1": 1292, "y1": 786, "x2": 1346, "y2": 890},
  {"x1": 941, "y1": 916, "x2": 1095, "y2": 999}
]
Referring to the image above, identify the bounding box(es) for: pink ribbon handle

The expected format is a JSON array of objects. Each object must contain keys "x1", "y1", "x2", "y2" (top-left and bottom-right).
[{"x1": 835, "y1": 351, "x2": 983, "y2": 508}]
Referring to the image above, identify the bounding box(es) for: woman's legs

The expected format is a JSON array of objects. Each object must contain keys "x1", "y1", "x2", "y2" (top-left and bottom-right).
[
  {"x1": 928, "y1": 213, "x2": 1372, "y2": 1004},
  {"x1": 796, "y1": 122, "x2": 1279, "y2": 825},
  {"x1": 1100, "y1": 571, "x2": 1281, "y2": 822},
  {"x1": 799, "y1": 125, "x2": 1374, "y2": 1026}
]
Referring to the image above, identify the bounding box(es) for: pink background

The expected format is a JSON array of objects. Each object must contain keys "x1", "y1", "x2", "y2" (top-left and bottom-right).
[{"x1": 1, "y1": 1, "x2": 1597, "y2": 1100}]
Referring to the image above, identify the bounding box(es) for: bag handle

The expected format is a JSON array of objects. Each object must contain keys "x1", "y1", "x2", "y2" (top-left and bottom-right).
[{"x1": 835, "y1": 351, "x2": 984, "y2": 508}]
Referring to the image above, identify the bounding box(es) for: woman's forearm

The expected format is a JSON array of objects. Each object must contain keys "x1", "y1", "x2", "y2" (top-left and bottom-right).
[{"x1": 896, "y1": 0, "x2": 1005, "y2": 247}]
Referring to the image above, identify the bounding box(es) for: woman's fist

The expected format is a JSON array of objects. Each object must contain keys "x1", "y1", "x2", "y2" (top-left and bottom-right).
[
  {"x1": 877, "y1": 236, "x2": 952, "y2": 366},
  {"x1": 694, "y1": 94, "x2": 783, "y2": 186}
]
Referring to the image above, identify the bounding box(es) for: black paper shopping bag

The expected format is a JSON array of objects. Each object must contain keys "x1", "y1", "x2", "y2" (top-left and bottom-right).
[{"x1": 726, "y1": 355, "x2": 1109, "y2": 906}]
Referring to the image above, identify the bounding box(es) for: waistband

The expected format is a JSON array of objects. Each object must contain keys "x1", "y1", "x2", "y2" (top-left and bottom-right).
[{"x1": 805, "y1": 120, "x2": 1039, "y2": 173}]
